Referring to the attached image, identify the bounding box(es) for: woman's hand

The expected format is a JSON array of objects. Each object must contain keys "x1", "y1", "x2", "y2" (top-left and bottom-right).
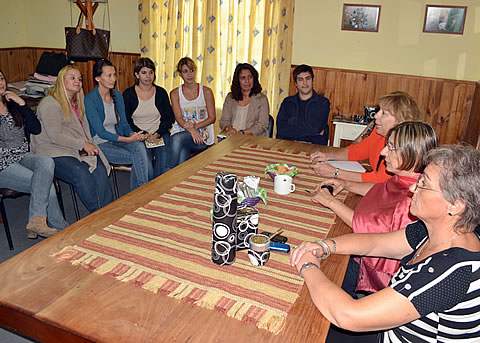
[
  {"x1": 183, "y1": 120, "x2": 195, "y2": 129},
  {"x1": 310, "y1": 151, "x2": 330, "y2": 162},
  {"x1": 311, "y1": 187, "x2": 337, "y2": 208},
  {"x1": 317, "y1": 179, "x2": 346, "y2": 196},
  {"x1": 146, "y1": 133, "x2": 159, "y2": 143},
  {"x1": 225, "y1": 127, "x2": 239, "y2": 137},
  {"x1": 310, "y1": 161, "x2": 336, "y2": 178},
  {"x1": 289, "y1": 241, "x2": 325, "y2": 268},
  {"x1": 188, "y1": 128, "x2": 204, "y2": 144},
  {"x1": 83, "y1": 142, "x2": 99, "y2": 156},
  {"x1": 2, "y1": 91, "x2": 25, "y2": 106},
  {"x1": 128, "y1": 131, "x2": 147, "y2": 142}
]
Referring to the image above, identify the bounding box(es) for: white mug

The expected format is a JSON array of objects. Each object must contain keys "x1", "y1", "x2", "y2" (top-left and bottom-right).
[{"x1": 274, "y1": 175, "x2": 295, "y2": 195}]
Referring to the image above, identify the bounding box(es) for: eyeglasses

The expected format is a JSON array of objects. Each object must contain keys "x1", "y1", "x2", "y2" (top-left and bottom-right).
[
  {"x1": 413, "y1": 175, "x2": 442, "y2": 193},
  {"x1": 385, "y1": 142, "x2": 401, "y2": 151}
]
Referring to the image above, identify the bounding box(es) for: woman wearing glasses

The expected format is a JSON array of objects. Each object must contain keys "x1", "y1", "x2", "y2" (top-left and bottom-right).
[
  {"x1": 312, "y1": 121, "x2": 438, "y2": 300},
  {"x1": 310, "y1": 91, "x2": 424, "y2": 183},
  {"x1": 290, "y1": 144, "x2": 480, "y2": 342}
]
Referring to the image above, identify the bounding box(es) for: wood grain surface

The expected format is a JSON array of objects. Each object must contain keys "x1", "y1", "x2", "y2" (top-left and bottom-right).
[{"x1": 0, "y1": 135, "x2": 358, "y2": 343}]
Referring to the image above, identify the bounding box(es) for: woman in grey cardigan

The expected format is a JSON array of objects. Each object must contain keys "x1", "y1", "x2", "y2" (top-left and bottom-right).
[
  {"x1": 31, "y1": 65, "x2": 113, "y2": 214},
  {"x1": 219, "y1": 63, "x2": 270, "y2": 137}
]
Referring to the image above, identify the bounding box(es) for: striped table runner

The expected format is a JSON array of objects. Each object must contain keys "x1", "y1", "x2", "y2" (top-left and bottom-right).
[{"x1": 55, "y1": 144, "x2": 346, "y2": 334}]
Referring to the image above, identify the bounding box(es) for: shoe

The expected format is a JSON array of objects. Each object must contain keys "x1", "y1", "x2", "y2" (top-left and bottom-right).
[{"x1": 26, "y1": 216, "x2": 58, "y2": 239}]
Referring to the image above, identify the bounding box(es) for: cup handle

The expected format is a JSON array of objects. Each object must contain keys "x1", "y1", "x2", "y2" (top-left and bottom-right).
[{"x1": 290, "y1": 184, "x2": 295, "y2": 192}]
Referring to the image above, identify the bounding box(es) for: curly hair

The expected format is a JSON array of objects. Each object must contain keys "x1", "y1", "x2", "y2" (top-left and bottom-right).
[
  {"x1": 230, "y1": 63, "x2": 262, "y2": 101},
  {"x1": 424, "y1": 144, "x2": 480, "y2": 233}
]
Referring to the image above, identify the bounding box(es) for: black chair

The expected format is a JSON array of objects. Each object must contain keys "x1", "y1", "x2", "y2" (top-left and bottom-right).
[
  {"x1": 268, "y1": 115, "x2": 275, "y2": 138},
  {"x1": 53, "y1": 179, "x2": 80, "y2": 221},
  {"x1": 0, "y1": 189, "x2": 26, "y2": 250},
  {"x1": 110, "y1": 164, "x2": 130, "y2": 200}
]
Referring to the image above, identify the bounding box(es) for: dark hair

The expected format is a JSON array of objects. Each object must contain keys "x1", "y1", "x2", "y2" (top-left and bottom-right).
[
  {"x1": 133, "y1": 57, "x2": 156, "y2": 85},
  {"x1": 230, "y1": 63, "x2": 262, "y2": 101},
  {"x1": 424, "y1": 144, "x2": 480, "y2": 233},
  {"x1": 386, "y1": 121, "x2": 438, "y2": 173},
  {"x1": 293, "y1": 64, "x2": 314, "y2": 83},
  {"x1": 92, "y1": 59, "x2": 119, "y2": 124},
  {"x1": 0, "y1": 69, "x2": 23, "y2": 127}
]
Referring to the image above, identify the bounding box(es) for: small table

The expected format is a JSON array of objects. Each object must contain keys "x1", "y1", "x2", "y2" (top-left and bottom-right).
[{"x1": 332, "y1": 119, "x2": 367, "y2": 147}]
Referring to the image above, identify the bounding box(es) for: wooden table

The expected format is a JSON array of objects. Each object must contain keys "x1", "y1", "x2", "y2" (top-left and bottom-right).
[{"x1": 0, "y1": 135, "x2": 358, "y2": 343}]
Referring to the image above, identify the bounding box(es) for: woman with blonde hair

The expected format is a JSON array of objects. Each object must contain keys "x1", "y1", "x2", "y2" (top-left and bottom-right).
[
  {"x1": 311, "y1": 91, "x2": 424, "y2": 183},
  {"x1": 167, "y1": 57, "x2": 216, "y2": 170},
  {"x1": 31, "y1": 65, "x2": 113, "y2": 214}
]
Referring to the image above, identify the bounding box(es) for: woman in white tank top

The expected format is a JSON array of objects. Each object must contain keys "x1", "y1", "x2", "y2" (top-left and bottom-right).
[{"x1": 167, "y1": 57, "x2": 216, "y2": 170}]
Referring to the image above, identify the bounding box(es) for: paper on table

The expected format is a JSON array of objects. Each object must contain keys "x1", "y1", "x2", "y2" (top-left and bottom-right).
[{"x1": 327, "y1": 160, "x2": 366, "y2": 172}]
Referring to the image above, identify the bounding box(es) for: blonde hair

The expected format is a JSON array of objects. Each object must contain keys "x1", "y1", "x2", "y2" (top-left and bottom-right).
[
  {"x1": 176, "y1": 57, "x2": 197, "y2": 74},
  {"x1": 48, "y1": 65, "x2": 85, "y2": 121},
  {"x1": 378, "y1": 91, "x2": 424, "y2": 123}
]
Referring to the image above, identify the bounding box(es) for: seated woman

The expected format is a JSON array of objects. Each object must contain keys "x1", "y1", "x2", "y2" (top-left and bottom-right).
[
  {"x1": 0, "y1": 69, "x2": 68, "y2": 238},
  {"x1": 311, "y1": 91, "x2": 424, "y2": 183},
  {"x1": 167, "y1": 57, "x2": 216, "y2": 170},
  {"x1": 85, "y1": 59, "x2": 153, "y2": 190},
  {"x1": 219, "y1": 63, "x2": 269, "y2": 137},
  {"x1": 312, "y1": 121, "x2": 438, "y2": 297},
  {"x1": 290, "y1": 144, "x2": 480, "y2": 343},
  {"x1": 31, "y1": 65, "x2": 113, "y2": 214},
  {"x1": 123, "y1": 58, "x2": 175, "y2": 177}
]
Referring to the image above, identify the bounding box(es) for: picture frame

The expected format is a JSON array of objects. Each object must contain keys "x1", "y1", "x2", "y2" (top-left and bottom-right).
[
  {"x1": 423, "y1": 5, "x2": 467, "y2": 34},
  {"x1": 341, "y1": 4, "x2": 381, "y2": 32}
]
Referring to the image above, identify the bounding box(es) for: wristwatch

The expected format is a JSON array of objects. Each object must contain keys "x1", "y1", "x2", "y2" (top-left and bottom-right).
[{"x1": 299, "y1": 262, "x2": 319, "y2": 278}]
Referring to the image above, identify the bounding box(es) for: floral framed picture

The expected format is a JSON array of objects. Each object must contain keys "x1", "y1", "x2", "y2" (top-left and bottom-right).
[
  {"x1": 423, "y1": 5, "x2": 467, "y2": 34},
  {"x1": 342, "y1": 4, "x2": 381, "y2": 32}
]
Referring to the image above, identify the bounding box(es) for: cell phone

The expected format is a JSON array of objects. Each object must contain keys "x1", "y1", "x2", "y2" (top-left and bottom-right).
[
  {"x1": 260, "y1": 231, "x2": 288, "y2": 243},
  {"x1": 321, "y1": 184, "x2": 334, "y2": 195}
]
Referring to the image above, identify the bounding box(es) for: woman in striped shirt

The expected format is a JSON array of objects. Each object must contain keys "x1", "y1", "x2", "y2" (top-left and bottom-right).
[{"x1": 290, "y1": 144, "x2": 480, "y2": 342}]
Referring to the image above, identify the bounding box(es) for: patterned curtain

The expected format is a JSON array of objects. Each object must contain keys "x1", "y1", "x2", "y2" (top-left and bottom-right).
[{"x1": 137, "y1": 0, "x2": 295, "y2": 118}]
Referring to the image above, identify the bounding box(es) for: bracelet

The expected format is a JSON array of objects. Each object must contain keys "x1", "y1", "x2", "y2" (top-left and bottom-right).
[
  {"x1": 325, "y1": 238, "x2": 337, "y2": 254},
  {"x1": 299, "y1": 262, "x2": 319, "y2": 278},
  {"x1": 333, "y1": 168, "x2": 339, "y2": 179},
  {"x1": 315, "y1": 239, "x2": 331, "y2": 259}
]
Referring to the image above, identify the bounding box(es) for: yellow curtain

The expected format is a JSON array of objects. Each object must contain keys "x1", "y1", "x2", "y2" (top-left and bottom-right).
[{"x1": 137, "y1": 0, "x2": 295, "y2": 118}]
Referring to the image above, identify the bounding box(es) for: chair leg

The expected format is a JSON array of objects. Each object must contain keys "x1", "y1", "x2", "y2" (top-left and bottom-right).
[
  {"x1": 53, "y1": 179, "x2": 66, "y2": 220},
  {"x1": 68, "y1": 183, "x2": 80, "y2": 221},
  {"x1": 111, "y1": 166, "x2": 119, "y2": 200},
  {"x1": 0, "y1": 197, "x2": 14, "y2": 250}
]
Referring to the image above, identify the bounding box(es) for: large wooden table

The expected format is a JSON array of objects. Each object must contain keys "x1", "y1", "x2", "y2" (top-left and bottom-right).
[{"x1": 0, "y1": 135, "x2": 358, "y2": 343}]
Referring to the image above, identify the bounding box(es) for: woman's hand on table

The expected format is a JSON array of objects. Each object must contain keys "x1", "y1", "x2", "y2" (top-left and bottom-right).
[
  {"x1": 188, "y1": 128, "x2": 204, "y2": 144},
  {"x1": 318, "y1": 179, "x2": 345, "y2": 196},
  {"x1": 310, "y1": 161, "x2": 336, "y2": 178},
  {"x1": 310, "y1": 151, "x2": 330, "y2": 162},
  {"x1": 289, "y1": 241, "x2": 324, "y2": 269},
  {"x1": 311, "y1": 186, "x2": 336, "y2": 208},
  {"x1": 83, "y1": 142, "x2": 99, "y2": 156},
  {"x1": 2, "y1": 91, "x2": 25, "y2": 106}
]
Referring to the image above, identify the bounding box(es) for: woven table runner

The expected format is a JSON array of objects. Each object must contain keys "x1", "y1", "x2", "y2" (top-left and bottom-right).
[{"x1": 55, "y1": 144, "x2": 346, "y2": 334}]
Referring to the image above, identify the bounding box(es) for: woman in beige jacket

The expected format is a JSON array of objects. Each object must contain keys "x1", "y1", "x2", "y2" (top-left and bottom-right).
[
  {"x1": 219, "y1": 63, "x2": 270, "y2": 137},
  {"x1": 31, "y1": 65, "x2": 113, "y2": 214}
]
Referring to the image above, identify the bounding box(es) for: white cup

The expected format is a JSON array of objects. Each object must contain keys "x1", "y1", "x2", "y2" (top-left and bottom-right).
[{"x1": 274, "y1": 175, "x2": 295, "y2": 195}]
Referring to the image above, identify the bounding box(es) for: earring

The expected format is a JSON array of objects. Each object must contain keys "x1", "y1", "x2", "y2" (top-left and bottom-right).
[{"x1": 448, "y1": 212, "x2": 452, "y2": 216}]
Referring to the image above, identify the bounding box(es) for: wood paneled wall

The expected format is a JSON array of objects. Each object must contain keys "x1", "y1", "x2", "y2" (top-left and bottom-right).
[
  {"x1": 289, "y1": 65, "x2": 480, "y2": 147},
  {"x1": 0, "y1": 47, "x2": 140, "y2": 94}
]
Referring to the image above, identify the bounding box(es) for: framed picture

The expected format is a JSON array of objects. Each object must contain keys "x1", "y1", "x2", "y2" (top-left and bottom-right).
[
  {"x1": 342, "y1": 4, "x2": 381, "y2": 32},
  {"x1": 423, "y1": 5, "x2": 467, "y2": 34}
]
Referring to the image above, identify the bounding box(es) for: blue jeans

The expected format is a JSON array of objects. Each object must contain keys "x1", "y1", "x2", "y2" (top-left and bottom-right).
[
  {"x1": 148, "y1": 133, "x2": 170, "y2": 177},
  {"x1": 53, "y1": 156, "x2": 113, "y2": 214},
  {"x1": 167, "y1": 131, "x2": 207, "y2": 171},
  {"x1": 0, "y1": 153, "x2": 68, "y2": 230},
  {"x1": 99, "y1": 141, "x2": 153, "y2": 190}
]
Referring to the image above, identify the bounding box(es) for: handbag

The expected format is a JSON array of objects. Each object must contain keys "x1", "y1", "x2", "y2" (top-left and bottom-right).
[
  {"x1": 35, "y1": 52, "x2": 71, "y2": 76},
  {"x1": 65, "y1": 13, "x2": 110, "y2": 61}
]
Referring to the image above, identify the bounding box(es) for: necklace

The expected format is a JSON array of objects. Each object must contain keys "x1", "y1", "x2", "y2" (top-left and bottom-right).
[{"x1": 409, "y1": 233, "x2": 463, "y2": 264}]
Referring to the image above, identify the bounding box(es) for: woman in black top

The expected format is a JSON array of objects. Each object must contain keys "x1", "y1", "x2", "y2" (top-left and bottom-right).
[
  {"x1": 123, "y1": 58, "x2": 175, "y2": 177},
  {"x1": 0, "y1": 69, "x2": 68, "y2": 238}
]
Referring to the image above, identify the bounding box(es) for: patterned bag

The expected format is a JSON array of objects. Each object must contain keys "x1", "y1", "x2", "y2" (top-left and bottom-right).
[{"x1": 65, "y1": 13, "x2": 110, "y2": 61}]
